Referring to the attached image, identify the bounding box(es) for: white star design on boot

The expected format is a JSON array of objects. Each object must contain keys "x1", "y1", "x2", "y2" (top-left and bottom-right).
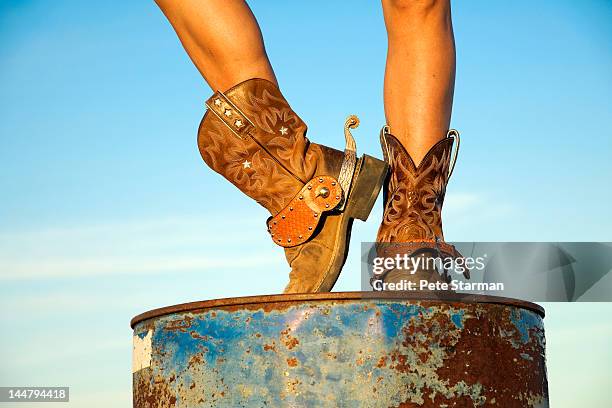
[
  {"x1": 279, "y1": 126, "x2": 288, "y2": 135},
  {"x1": 242, "y1": 160, "x2": 251, "y2": 169}
]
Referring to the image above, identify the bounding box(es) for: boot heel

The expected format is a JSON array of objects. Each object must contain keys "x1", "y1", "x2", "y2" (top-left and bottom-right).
[{"x1": 347, "y1": 154, "x2": 389, "y2": 221}]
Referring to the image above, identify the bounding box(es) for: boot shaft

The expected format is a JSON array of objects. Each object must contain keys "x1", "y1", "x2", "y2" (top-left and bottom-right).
[
  {"x1": 377, "y1": 129, "x2": 457, "y2": 243},
  {"x1": 198, "y1": 79, "x2": 341, "y2": 214}
]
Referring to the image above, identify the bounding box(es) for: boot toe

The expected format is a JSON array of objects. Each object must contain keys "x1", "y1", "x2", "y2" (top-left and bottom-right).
[{"x1": 282, "y1": 213, "x2": 349, "y2": 293}]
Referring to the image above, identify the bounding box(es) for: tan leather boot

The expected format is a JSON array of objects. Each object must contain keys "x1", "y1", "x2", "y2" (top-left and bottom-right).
[
  {"x1": 198, "y1": 79, "x2": 389, "y2": 293},
  {"x1": 375, "y1": 126, "x2": 468, "y2": 284}
]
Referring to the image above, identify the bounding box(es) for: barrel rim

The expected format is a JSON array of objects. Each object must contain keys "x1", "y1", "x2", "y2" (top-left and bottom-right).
[{"x1": 130, "y1": 291, "x2": 545, "y2": 328}]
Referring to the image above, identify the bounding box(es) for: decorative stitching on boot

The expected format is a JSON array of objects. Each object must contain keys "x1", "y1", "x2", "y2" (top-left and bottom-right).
[{"x1": 377, "y1": 134, "x2": 453, "y2": 243}]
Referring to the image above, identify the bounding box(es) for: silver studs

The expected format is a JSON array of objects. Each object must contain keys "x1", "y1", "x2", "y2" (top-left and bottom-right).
[
  {"x1": 308, "y1": 226, "x2": 313, "y2": 230},
  {"x1": 299, "y1": 195, "x2": 303, "y2": 200},
  {"x1": 331, "y1": 182, "x2": 336, "y2": 186},
  {"x1": 289, "y1": 207, "x2": 293, "y2": 211},
  {"x1": 234, "y1": 119, "x2": 243, "y2": 128},
  {"x1": 287, "y1": 238, "x2": 292, "y2": 243},
  {"x1": 325, "y1": 204, "x2": 330, "y2": 208},
  {"x1": 224, "y1": 109, "x2": 232, "y2": 117},
  {"x1": 314, "y1": 213, "x2": 318, "y2": 218},
  {"x1": 335, "y1": 195, "x2": 340, "y2": 200},
  {"x1": 271, "y1": 233, "x2": 274, "y2": 237},
  {"x1": 307, "y1": 185, "x2": 312, "y2": 190},
  {"x1": 278, "y1": 238, "x2": 282, "y2": 242},
  {"x1": 319, "y1": 177, "x2": 324, "y2": 182},
  {"x1": 273, "y1": 221, "x2": 277, "y2": 225},
  {"x1": 298, "y1": 235, "x2": 303, "y2": 239},
  {"x1": 282, "y1": 215, "x2": 286, "y2": 219},
  {"x1": 318, "y1": 187, "x2": 330, "y2": 198}
]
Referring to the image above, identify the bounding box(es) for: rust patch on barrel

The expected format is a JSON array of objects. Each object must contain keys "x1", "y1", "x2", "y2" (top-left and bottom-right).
[
  {"x1": 133, "y1": 369, "x2": 177, "y2": 408},
  {"x1": 431, "y1": 305, "x2": 547, "y2": 407},
  {"x1": 382, "y1": 304, "x2": 547, "y2": 407}
]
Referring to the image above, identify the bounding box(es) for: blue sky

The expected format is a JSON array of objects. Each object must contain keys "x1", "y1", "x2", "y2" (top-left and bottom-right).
[{"x1": 0, "y1": 0, "x2": 611, "y2": 407}]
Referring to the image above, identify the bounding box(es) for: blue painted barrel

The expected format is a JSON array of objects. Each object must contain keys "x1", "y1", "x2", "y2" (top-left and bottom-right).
[{"x1": 131, "y1": 292, "x2": 547, "y2": 407}]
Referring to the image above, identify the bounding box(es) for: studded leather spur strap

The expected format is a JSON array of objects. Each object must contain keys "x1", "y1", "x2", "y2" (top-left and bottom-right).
[
  {"x1": 268, "y1": 116, "x2": 361, "y2": 248},
  {"x1": 267, "y1": 176, "x2": 343, "y2": 248}
]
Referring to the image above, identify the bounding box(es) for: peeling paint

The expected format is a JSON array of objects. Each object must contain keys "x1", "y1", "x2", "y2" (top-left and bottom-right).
[{"x1": 132, "y1": 329, "x2": 152, "y2": 373}]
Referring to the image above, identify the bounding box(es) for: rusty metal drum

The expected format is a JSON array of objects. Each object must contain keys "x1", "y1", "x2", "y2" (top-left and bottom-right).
[{"x1": 131, "y1": 292, "x2": 548, "y2": 407}]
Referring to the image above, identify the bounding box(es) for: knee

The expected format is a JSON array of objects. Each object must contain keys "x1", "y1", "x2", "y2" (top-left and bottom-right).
[{"x1": 383, "y1": 0, "x2": 450, "y2": 18}]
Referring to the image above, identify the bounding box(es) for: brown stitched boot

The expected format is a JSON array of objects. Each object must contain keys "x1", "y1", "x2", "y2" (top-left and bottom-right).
[
  {"x1": 374, "y1": 126, "x2": 468, "y2": 286},
  {"x1": 198, "y1": 78, "x2": 389, "y2": 293}
]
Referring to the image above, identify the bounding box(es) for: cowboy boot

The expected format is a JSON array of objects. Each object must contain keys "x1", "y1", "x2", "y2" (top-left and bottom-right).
[
  {"x1": 198, "y1": 78, "x2": 389, "y2": 293},
  {"x1": 374, "y1": 126, "x2": 468, "y2": 286}
]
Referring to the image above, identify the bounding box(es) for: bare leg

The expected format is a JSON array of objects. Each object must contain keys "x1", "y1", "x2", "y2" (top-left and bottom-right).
[
  {"x1": 155, "y1": 0, "x2": 276, "y2": 91},
  {"x1": 382, "y1": 0, "x2": 456, "y2": 164}
]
